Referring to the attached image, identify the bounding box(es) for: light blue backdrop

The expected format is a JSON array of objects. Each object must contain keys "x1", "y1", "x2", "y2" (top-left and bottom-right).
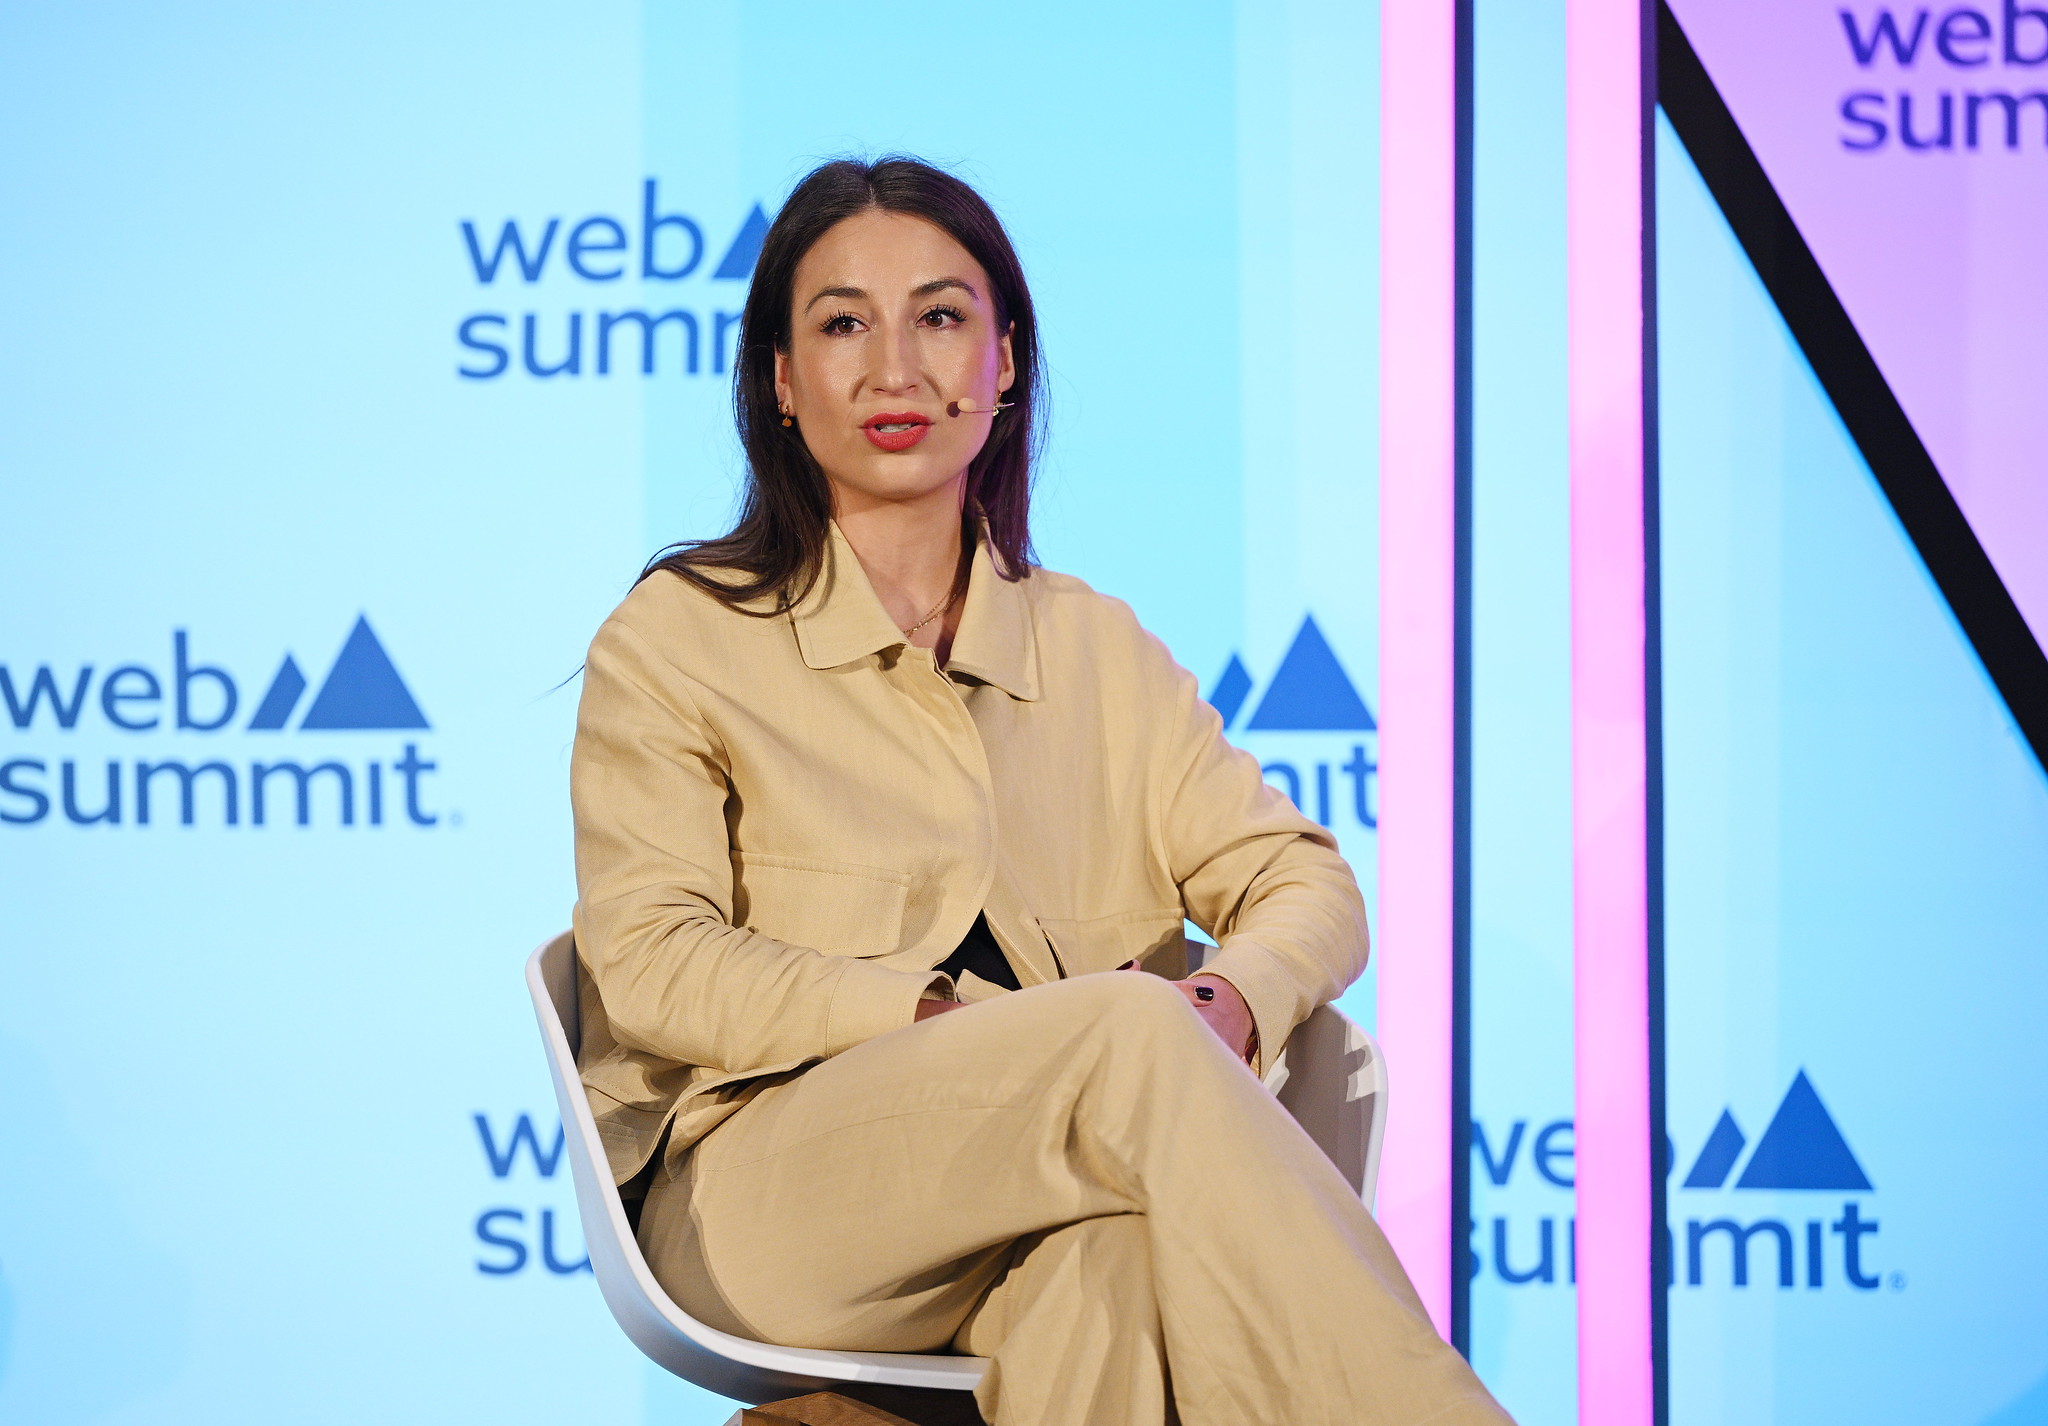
[
  {"x1": 0, "y1": 3, "x2": 1381, "y2": 1423},
  {"x1": 1463, "y1": 13, "x2": 2048, "y2": 1423},
  {"x1": 1658, "y1": 115, "x2": 2048, "y2": 1425},
  {"x1": 1467, "y1": 2, "x2": 1578, "y2": 1423},
  {"x1": 11, "y1": 5, "x2": 2035, "y2": 1424}
]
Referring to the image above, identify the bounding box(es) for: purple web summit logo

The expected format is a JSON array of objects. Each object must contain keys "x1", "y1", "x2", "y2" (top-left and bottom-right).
[
  {"x1": 1209, "y1": 615, "x2": 1377, "y2": 832},
  {"x1": 1837, "y1": 3, "x2": 2048, "y2": 153},
  {"x1": 0, "y1": 615, "x2": 441, "y2": 830}
]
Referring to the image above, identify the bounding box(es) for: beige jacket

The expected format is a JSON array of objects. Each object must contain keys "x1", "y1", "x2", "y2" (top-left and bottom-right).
[{"x1": 570, "y1": 525, "x2": 1369, "y2": 1183}]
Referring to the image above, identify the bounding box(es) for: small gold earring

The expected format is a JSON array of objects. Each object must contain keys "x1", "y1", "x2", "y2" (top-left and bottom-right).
[{"x1": 780, "y1": 409, "x2": 793, "y2": 428}]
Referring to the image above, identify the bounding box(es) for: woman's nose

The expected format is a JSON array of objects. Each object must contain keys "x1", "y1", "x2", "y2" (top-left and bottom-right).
[{"x1": 870, "y1": 321, "x2": 922, "y2": 393}]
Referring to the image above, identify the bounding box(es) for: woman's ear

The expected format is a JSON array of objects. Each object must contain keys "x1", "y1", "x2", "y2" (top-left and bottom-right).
[
  {"x1": 773, "y1": 345, "x2": 793, "y2": 411},
  {"x1": 996, "y1": 321, "x2": 1017, "y2": 395}
]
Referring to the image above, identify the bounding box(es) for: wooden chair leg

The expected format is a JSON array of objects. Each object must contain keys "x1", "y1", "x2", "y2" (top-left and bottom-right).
[{"x1": 723, "y1": 1383, "x2": 985, "y2": 1426}]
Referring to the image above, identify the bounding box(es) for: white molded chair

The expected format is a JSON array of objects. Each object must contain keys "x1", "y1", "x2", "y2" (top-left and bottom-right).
[{"x1": 526, "y1": 930, "x2": 1389, "y2": 1407}]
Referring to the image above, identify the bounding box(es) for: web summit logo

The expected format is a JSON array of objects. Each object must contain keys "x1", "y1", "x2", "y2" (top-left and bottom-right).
[
  {"x1": 1470, "y1": 1070, "x2": 1888, "y2": 1293},
  {"x1": 1, "y1": 617, "x2": 441, "y2": 830},
  {"x1": 1208, "y1": 615, "x2": 1377, "y2": 832},
  {"x1": 1837, "y1": 5, "x2": 2048, "y2": 154},
  {"x1": 1676, "y1": 1070, "x2": 1887, "y2": 1292},
  {"x1": 455, "y1": 181, "x2": 769, "y2": 382}
]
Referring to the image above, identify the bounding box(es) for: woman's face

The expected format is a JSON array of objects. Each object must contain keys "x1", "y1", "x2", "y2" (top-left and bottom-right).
[{"x1": 776, "y1": 209, "x2": 1016, "y2": 517}]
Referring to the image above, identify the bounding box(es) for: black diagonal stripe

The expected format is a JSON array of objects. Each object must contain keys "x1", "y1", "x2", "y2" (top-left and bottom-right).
[{"x1": 1657, "y1": 1, "x2": 2048, "y2": 774}]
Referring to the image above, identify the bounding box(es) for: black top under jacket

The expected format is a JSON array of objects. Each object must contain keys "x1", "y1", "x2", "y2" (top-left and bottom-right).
[{"x1": 933, "y1": 912, "x2": 1023, "y2": 992}]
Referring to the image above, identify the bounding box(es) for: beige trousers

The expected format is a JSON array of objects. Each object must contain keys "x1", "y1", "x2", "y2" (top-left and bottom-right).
[{"x1": 640, "y1": 972, "x2": 1512, "y2": 1426}]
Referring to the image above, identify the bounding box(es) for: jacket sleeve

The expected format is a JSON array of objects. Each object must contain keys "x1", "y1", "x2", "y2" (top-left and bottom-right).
[
  {"x1": 1143, "y1": 633, "x2": 1370, "y2": 1073},
  {"x1": 571, "y1": 611, "x2": 943, "y2": 1075}
]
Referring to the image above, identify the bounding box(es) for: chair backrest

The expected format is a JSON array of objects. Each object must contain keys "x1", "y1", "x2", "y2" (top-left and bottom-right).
[
  {"x1": 1262, "y1": 1002, "x2": 1390, "y2": 1209},
  {"x1": 525, "y1": 932, "x2": 989, "y2": 1404},
  {"x1": 527, "y1": 932, "x2": 1390, "y2": 1402},
  {"x1": 1192, "y1": 936, "x2": 1387, "y2": 1208}
]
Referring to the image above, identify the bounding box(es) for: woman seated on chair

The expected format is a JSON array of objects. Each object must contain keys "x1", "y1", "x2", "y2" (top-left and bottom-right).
[{"x1": 570, "y1": 155, "x2": 1511, "y2": 1426}]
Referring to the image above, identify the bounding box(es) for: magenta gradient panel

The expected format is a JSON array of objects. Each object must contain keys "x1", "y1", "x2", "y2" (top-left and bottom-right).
[
  {"x1": 1377, "y1": 0, "x2": 1459, "y2": 1341},
  {"x1": 1569, "y1": 0, "x2": 1655, "y2": 1420},
  {"x1": 1670, "y1": 0, "x2": 2048, "y2": 653}
]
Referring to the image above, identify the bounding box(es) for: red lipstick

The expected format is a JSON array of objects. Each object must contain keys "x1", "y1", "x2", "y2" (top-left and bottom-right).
[{"x1": 862, "y1": 411, "x2": 932, "y2": 452}]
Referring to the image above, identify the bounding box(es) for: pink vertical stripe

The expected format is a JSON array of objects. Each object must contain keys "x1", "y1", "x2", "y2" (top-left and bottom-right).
[
  {"x1": 1377, "y1": 0, "x2": 1459, "y2": 1341},
  {"x1": 1567, "y1": 0, "x2": 1654, "y2": 1422}
]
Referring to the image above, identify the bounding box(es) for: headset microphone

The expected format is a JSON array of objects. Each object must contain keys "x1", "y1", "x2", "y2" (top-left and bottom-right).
[{"x1": 946, "y1": 397, "x2": 1015, "y2": 418}]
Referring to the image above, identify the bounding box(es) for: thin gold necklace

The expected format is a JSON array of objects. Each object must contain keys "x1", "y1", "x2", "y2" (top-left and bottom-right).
[{"x1": 899, "y1": 583, "x2": 960, "y2": 638}]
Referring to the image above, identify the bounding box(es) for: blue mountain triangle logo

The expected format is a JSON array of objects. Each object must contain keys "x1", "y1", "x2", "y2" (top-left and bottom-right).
[
  {"x1": 713, "y1": 204, "x2": 771, "y2": 281},
  {"x1": 247, "y1": 655, "x2": 308, "y2": 731},
  {"x1": 1243, "y1": 616, "x2": 1376, "y2": 732},
  {"x1": 247, "y1": 616, "x2": 429, "y2": 732},
  {"x1": 1737, "y1": 1071, "x2": 1871, "y2": 1190},
  {"x1": 1683, "y1": 1071, "x2": 1871, "y2": 1191},
  {"x1": 1682, "y1": 1110, "x2": 1747, "y2": 1188},
  {"x1": 1206, "y1": 654, "x2": 1254, "y2": 728}
]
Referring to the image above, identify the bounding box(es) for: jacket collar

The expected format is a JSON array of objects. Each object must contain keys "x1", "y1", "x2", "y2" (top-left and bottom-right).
[
  {"x1": 791, "y1": 522, "x2": 1041, "y2": 702},
  {"x1": 948, "y1": 534, "x2": 1041, "y2": 702}
]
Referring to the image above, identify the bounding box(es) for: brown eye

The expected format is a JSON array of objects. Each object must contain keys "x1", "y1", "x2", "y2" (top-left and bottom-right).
[
  {"x1": 822, "y1": 313, "x2": 863, "y2": 335},
  {"x1": 920, "y1": 305, "x2": 966, "y2": 329}
]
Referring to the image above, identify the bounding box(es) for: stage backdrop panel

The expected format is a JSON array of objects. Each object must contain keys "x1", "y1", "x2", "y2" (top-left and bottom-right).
[
  {"x1": 1466, "y1": 0, "x2": 1579, "y2": 1423},
  {"x1": 1657, "y1": 114, "x2": 2048, "y2": 1426},
  {"x1": 0, "y1": 3, "x2": 1380, "y2": 1424},
  {"x1": 1667, "y1": 0, "x2": 2048, "y2": 660}
]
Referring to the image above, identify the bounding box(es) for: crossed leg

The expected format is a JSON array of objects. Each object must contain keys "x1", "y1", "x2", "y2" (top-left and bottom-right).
[{"x1": 638, "y1": 972, "x2": 1511, "y2": 1426}]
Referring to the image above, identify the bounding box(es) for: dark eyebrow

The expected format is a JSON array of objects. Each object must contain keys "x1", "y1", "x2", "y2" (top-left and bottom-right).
[
  {"x1": 802, "y1": 277, "x2": 981, "y2": 316},
  {"x1": 802, "y1": 285, "x2": 867, "y2": 314}
]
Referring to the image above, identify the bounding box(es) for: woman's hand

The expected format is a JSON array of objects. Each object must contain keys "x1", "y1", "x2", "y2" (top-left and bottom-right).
[
  {"x1": 922, "y1": 973, "x2": 1253, "y2": 1063},
  {"x1": 1176, "y1": 974, "x2": 1256, "y2": 1065}
]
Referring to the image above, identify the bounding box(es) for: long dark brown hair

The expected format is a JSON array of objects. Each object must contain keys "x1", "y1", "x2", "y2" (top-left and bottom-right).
[{"x1": 640, "y1": 156, "x2": 1044, "y2": 609}]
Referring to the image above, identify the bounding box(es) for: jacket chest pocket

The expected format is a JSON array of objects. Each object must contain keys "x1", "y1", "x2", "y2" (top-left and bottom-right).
[
  {"x1": 1038, "y1": 907, "x2": 1187, "y2": 975},
  {"x1": 731, "y1": 852, "x2": 911, "y2": 958}
]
